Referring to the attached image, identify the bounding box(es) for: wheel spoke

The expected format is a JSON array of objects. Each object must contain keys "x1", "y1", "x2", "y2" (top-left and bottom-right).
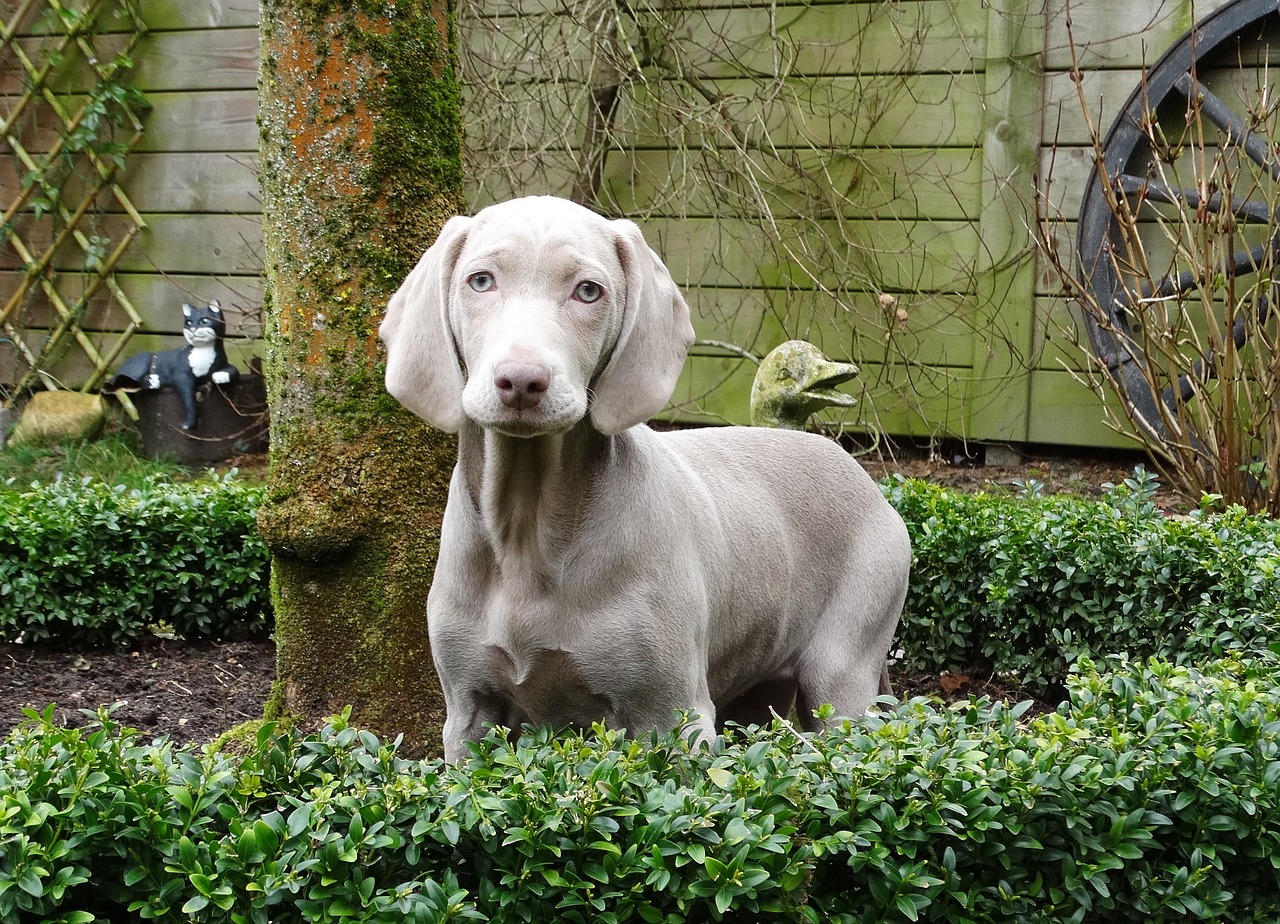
[
  {"x1": 1174, "y1": 72, "x2": 1280, "y2": 180},
  {"x1": 1162, "y1": 290, "x2": 1275, "y2": 404},
  {"x1": 1117, "y1": 173, "x2": 1273, "y2": 223},
  {"x1": 1115, "y1": 237, "x2": 1280, "y2": 308}
]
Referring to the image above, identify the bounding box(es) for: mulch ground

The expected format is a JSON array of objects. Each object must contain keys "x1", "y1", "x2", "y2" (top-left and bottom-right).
[{"x1": 0, "y1": 445, "x2": 1167, "y2": 747}]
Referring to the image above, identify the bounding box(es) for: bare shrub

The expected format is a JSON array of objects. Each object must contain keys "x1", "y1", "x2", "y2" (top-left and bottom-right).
[{"x1": 1040, "y1": 18, "x2": 1280, "y2": 513}]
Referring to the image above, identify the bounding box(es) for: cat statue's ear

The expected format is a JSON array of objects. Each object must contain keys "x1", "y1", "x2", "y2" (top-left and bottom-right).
[
  {"x1": 182, "y1": 303, "x2": 194, "y2": 318},
  {"x1": 208, "y1": 299, "x2": 221, "y2": 313}
]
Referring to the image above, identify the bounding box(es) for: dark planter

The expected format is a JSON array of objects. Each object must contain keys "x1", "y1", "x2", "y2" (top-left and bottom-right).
[{"x1": 132, "y1": 372, "x2": 268, "y2": 465}]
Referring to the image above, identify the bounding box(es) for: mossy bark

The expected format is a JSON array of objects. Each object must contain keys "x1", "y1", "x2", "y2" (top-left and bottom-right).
[{"x1": 256, "y1": 0, "x2": 462, "y2": 754}]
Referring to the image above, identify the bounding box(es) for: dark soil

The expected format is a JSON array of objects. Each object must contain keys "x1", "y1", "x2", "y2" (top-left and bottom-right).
[
  {"x1": 1, "y1": 637, "x2": 276, "y2": 746},
  {"x1": 0, "y1": 635, "x2": 1049, "y2": 747},
  {"x1": 859, "y1": 441, "x2": 1158, "y2": 504},
  {"x1": 0, "y1": 446, "x2": 1170, "y2": 747}
]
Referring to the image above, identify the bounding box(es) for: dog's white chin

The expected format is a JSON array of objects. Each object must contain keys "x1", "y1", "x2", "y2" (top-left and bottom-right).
[
  {"x1": 488, "y1": 419, "x2": 577, "y2": 438},
  {"x1": 467, "y1": 403, "x2": 587, "y2": 438}
]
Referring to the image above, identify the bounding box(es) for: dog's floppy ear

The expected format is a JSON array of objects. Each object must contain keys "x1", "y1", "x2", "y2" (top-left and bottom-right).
[
  {"x1": 590, "y1": 220, "x2": 695, "y2": 435},
  {"x1": 380, "y1": 215, "x2": 471, "y2": 432}
]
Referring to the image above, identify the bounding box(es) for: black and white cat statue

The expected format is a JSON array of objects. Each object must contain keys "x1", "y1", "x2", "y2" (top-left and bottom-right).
[{"x1": 104, "y1": 301, "x2": 239, "y2": 430}]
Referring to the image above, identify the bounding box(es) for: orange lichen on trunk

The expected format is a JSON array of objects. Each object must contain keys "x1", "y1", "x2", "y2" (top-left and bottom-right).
[{"x1": 275, "y1": 12, "x2": 387, "y2": 201}]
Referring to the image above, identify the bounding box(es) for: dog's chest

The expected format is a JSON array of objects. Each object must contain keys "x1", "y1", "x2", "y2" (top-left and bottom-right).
[
  {"x1": 481, "y1": 640, "x2": 616, "y2": 726},
  {"x1": 470, "y1": 576, "x2": 641, "y2": 723}
]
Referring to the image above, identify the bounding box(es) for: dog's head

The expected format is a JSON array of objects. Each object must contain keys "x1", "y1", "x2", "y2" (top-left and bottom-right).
[{"x1": 380, "y1": 196, "x2": 694, "y2": 437}]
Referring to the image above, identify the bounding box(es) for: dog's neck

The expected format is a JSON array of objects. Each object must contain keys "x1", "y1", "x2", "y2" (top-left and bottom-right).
[{"x1": 458, "y1": 421, "x2": 609, "y2": 575}]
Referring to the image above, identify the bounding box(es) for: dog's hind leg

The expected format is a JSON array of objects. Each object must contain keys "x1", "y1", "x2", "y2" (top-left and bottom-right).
[
  {"x1": 794, "y1": 656, "x2": 885, "y2": 732},
  {"x1": 795, "y1": 590, "x2": 905, "y2": 731}
]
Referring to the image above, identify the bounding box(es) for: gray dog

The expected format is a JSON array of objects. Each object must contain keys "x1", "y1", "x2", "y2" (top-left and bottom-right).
[{"x1": 380, "y1": 196, "x2": 911, "y2": 762}]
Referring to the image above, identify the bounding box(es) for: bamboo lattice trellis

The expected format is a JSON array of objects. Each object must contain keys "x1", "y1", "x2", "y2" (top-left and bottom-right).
[{"x1": 0, "y1": 0, "x2": 147, "y2": 413}]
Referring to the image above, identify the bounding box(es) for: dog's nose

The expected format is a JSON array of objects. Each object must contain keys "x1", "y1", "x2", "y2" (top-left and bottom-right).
[{"x1": 494, "y1": 361, "x2": 551, "y2": 410}]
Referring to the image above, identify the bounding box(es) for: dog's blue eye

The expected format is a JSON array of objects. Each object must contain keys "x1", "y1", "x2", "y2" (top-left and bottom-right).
[
  {"x1": 468, "y1": 272, "x2": 495, "y2": 293},
  {"x1": 574, "y1": 280, "x2": 603, "y2": 303}
]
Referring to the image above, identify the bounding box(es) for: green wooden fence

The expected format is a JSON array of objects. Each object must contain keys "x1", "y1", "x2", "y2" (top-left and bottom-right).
[
  {"x1": 0, "y1": 0, "x2": 261, "y2": 397},
  {"x1": 1, "y1": 0, "x2": 1257, "y2": 449}
]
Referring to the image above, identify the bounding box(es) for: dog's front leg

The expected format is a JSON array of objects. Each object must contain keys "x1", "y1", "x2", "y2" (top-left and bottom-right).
[
  {"x1": 676, "y1": 678, "x2": 717, "y2": 748},
  {"x1": 441, "y1": 713, "x2": 474, "y2": 764},
  {"x1": 619, "y1": 678, "x2": 717, "y2": 749},
  {"x1": 440, "y1": 692, "x2": 512, "y2": 764},
  {"x1": 679, "y1": 709, "x2": 717, "y2": 750}
]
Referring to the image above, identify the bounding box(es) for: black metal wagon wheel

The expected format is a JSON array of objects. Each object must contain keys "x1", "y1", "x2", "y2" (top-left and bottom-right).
[{"x1": 1076, "y1": 0, "x2": 1280, "y2": 451}]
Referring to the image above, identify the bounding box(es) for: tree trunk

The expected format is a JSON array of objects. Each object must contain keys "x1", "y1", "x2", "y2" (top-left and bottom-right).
[{"x1": 255, "y1": 0, "x2": 463, "y2": 754}]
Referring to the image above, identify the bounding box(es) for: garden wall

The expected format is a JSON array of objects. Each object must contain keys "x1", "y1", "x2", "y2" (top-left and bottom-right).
[{"x1": 1, "y1": 0, "x2": 1263, "y2": 449}]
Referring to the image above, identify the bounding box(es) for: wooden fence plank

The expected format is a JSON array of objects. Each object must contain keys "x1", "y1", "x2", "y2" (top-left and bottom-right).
[
  {"x1": 143, "y1": 0, "x2": 259, "y2": 31},
  {"x1": 1043, "y1": 0, "x2": 1235, "y2": 71},
  {"x1": 675, "y1": 0, "x2": 984, "y2": 77},
  {"x1": 5, "y1": 0, "x2": 258, "y2": 35},
  {"x1": 1, "y1": 89, "x2": 259, "y2": 153},
  {"x1": 469, "y1": 146, "x2": 984, "y2": 222},
  {"x1": 647, "y1": 216, "x2": 981, "y2": 292},
  {"x1": 685, "y1": 287, "x2": 980, "y2": 367},
  {"x1": 136, "y1": 90, "x2": 260, "y2": 153},
  {"x1": 1026, "y1": 368, "x2": 1140, "y2": 448},
  {"x1": 0, "y1": 153, "x2": 260, "y2": 215},
  {"x1": 0, "y1": 28, "x2": 258, "y2": 94},
  {"x1": 1, "y1": 213, "x2": 263, "y2": 275},
  {"x1": 137, "y1": 89, "x2": 259, "y2": 152},
  {"x1": 636, "y1": 72, "x2": 988, "y2": 149},
  {"x1": 2, "y1": 270, "x2": 263, "y2": 336},
  {"x1": 117, "y1": 153, "x2": 260, "y2": 214},
  {"x1": 135, "y1": 27, "x2": 259, "y2": 92},
  {"x1": 1037, "y1": 144, "x2": 1094, "y2": 223},
  {"x1": 464, "y1": 72, "x2": 986, "y2": 152},
  {"x1": 465, "y1": 0, "x2": 922, "y2": 21}
]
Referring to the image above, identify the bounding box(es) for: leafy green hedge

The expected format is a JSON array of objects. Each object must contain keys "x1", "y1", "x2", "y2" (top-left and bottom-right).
[
  {"x1": 3, "y1": 656, "x2": 1278, "y2": 923},
  {"x1": 2, "y1": 468, "x2": 1278, "y2": 690},
  {"x1": 0, "y1": 474, "x2": 270, "y2": 644},
  {"x1": 886, "y1": 471, "x2": 1280, "y2": 691}
]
